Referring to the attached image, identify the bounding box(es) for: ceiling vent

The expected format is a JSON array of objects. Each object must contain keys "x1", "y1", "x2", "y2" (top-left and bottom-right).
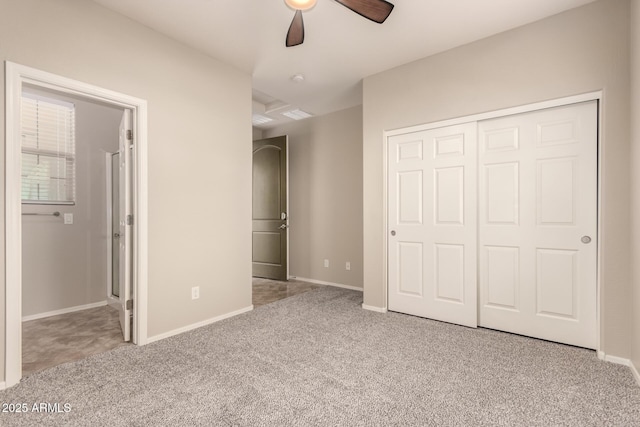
[
  {"x1": 281, "y1": 109, "x2": 313, "y2": 120},
  {"x1": 252, "y1": 114, "x2": 274, "y2": 126}
]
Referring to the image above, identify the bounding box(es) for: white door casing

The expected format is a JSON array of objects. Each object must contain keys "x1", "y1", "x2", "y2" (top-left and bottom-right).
[
  {"x1": 118, "y1": 110, "x2": 133, "y2": 342},
  {"x1": 387, "y1": 123, "x2": 478, "y2": 328},
  {"x1": 4, "y1": 61, "x2": 148, "y2": 389},
  {"x1": 478, "y1": 101, "x2": 597, "y2": 348}
]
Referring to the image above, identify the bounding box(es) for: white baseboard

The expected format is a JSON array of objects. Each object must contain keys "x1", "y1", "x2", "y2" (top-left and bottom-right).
[
  {"x1": 597, "y1": 351, "x2": 630, "y2": 366},
  {"x1": 22, "y1": 301, "x2": 107, "y2": 322},
  {"x1": 289, "y1": 276, "x2": 363, "y2": 292},
  {"x1": 147, "y1": 305, "x2": 253, "y2": 344},
  {"x1": 597, "y1": 351, "x2": 640, "y2": 386},
  {"x1": 631, "y1": 360, "x2": 640, "y2": 387},
  {"x1": 362, "y1": 304, "x2": 387, "y2": 313}
]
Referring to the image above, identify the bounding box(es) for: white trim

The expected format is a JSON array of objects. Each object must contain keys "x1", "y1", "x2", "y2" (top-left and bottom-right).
[
  {"x1": 5, "y1": 62, "x2": 22, "y2": 389},
  {"x1": 597, "y1": 352, "x2": 640, "y2": 385},
  {"x1": 133, "y1": 104, "x2": 149, "y2": 346},
  {"x1": 631, "y1": 361, "x2": 640, "y2": 387},
  {"x1": 289, "y1": 276, "x2": 364, "y2": 292},
  {"x1": 22, "y1": 301, "x2": 107, "y2": 322},
  {"x1": 147, "y1": 306, "x2": 254, "y2": 344},
  {"x1": 598, "y1": 351, "x2": 632, "y2": 366},
  {"x1": 385, "y1": 92, "x2": 602, "y2": 137},
  {"x1": 382, "y1": 92, "x2": 603, "y2": 351},
  {"x1": 597, "y1": 351, "x2": 637, "y2": 370},
  {"x1": 595, "y1": 96, "x2": 604, "y2": 358},
  {"x1": 286, "y1": 136, "x2": 290, "y2": 279},
  {"x1": 0, "y1": 381, "x2": 6, "y2": 391},
  {"x1": 4, "y1": 61, "x2": 149, "y2": 388},
  {"x1": 362, "y1": 304, "x2": 388, "y2": 313}
]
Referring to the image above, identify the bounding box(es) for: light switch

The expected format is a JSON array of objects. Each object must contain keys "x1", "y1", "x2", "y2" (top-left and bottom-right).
[{"x1": 63, "y1": 213, "x2": 73, "y2": 225}]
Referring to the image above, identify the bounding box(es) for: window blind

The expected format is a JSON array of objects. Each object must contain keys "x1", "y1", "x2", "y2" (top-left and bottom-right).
[{"x1": 21, "y1": 93, "x2": 76, "y2": 204}]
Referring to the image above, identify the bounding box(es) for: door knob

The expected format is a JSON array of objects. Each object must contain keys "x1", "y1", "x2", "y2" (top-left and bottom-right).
[
  {"x1": 390, "y1": 230, "x2": 396, "y2": 236},
  {"x1": 114, "y1": 233, "x2": 121, "y2": 238},
  {"x1": 279, "y1": 224, "x2": 289, "y2": 230},
  {"x1": 581, "y1": 236, "x2": 592, "y2": 244}
]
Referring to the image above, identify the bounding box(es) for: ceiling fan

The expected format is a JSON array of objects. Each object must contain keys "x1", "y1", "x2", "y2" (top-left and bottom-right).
[{"x1": 284, "y1": 0, "x2": 394, "y2": 47}]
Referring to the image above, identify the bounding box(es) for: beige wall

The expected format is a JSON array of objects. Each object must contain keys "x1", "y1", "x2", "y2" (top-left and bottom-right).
[
  {"x1": 630, "y1": 0, "x2": 640, "y2": 373},
  {"x1": 1, "y1": 0, "x2": 252, "y2": 382},
  {"x1": 363, "y1": 0, "x2": 632, "y2": 357},
  {"x1": 22, "y1": 90, "x2": 123, "y2": 317},
  {"x1": 264, "y1": 106, "x2": 363, "y2": 288}
]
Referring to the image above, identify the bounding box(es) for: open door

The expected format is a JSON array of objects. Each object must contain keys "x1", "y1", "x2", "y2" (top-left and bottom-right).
[
  {"x1": 118, "y1": 109, "x2": 133, "y2": 341},
  {"x1": 252, "y1": 136, "x2": 288, "y2": 280}
]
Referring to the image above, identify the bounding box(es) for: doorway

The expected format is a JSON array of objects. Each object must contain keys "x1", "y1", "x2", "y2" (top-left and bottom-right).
[
  {"x1": 19, "y1": 85, "x2": 129, "y2": 375},
  {"x1": 4, "y1": 62, "x2": 149, "y2": 388},
  {"x1": 386, "y1": 98, "x2": 599, "y2": 349},
  {"x1": 252, "y1": 136, "x2": 289, "y2": 281}
]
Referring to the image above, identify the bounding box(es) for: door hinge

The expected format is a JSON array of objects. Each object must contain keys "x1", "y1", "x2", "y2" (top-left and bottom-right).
[
  {"x1": 126, "y1": 129, "x2": 133, "y2": 141},
  {"x1": 126, "y1": 299, "x2": 133, "y2": 310},
  {"x1": 127, "y1": 214, "x2": 133, "y2": 225}
]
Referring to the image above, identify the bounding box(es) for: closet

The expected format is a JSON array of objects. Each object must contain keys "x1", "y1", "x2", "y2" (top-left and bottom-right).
[{"x1": 387, "y1": 101, "x2": 597, "y2": 349}]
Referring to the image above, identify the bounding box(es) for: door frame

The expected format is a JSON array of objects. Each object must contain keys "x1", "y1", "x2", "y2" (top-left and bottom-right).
[
  {"x1": 4, "y1": 61, "x2": 149, "y2": 388},
  {"x1": 382, "y1": 91, "x2": 602, "y2": 352}
]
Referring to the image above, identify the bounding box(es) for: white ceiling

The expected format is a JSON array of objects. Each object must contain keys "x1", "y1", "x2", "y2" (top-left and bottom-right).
[{"x1": 91, "y1": 0, "x2": 596, "y2": 128}]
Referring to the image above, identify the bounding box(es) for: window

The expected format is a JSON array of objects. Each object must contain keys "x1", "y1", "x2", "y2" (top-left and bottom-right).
[{"x1": 21, "y1": 93, "x2": 76, "y2": 204}]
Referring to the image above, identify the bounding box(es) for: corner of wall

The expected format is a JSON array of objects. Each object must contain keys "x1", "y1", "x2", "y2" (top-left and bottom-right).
[{"x1": 629, "y1": 0, "x2": 640, "y2": 376}]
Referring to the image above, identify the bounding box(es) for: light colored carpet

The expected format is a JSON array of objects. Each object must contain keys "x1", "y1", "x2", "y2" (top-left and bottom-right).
[{"x1": 1, "y1": 287, "x2": 638, "y2": 426}]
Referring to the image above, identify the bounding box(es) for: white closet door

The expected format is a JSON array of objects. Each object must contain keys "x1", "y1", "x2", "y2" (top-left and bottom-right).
[
  {"x1": 478, "y1": 101, "x2": 597, "y2": 348},
  {"x1": 388, "y1": 123, "x2": 477, "y2": 327}
]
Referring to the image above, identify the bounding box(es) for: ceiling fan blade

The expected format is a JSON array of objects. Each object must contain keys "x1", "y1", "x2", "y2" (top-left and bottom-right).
[
  {"x1": 334, "y1": 0, "x2": 394, "y2": 24},
  {"x1": 286, "y1": 10, "x2": 305, "y2": 47}
]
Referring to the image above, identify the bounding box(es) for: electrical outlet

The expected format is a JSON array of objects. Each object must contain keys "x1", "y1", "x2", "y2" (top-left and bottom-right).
[
  {"x1": 346, "y1": 262, "x2": 351, "y2": 271},
  {"x1": 324, "y1": 259, "x2": 329, "y2": 268},
  {"x1": 191, "y1": 286, "x2": 200, "y2": 300}
]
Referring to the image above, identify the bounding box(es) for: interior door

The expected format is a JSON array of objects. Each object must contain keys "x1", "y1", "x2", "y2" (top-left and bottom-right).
[
  {"x1": 117, "y1": 110, "x2": 132, "y2": 341},
  {"x1": 387, "y1": 123, "x2": 477, "y2": 327},
  {"x1": 252, "y1": 136, "x2": 288, "y2": 280},
  {"x1": 478, "y1": 101, "x2": 597, "y2": 348}
]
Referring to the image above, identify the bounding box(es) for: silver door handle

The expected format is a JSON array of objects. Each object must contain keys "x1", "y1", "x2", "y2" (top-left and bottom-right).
[
  {"x1": 279, "y1": 224, "x2": 289, "y2": 229},
  {"x1": 390, "y1": 230, "x2": 396, "y2": 236},
  {"x1": 581, "y1": 236, "x2": 592, "y2": 244},
  {"x1": 114, "y1": 233, "x2": 121, "y2": 238}
]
